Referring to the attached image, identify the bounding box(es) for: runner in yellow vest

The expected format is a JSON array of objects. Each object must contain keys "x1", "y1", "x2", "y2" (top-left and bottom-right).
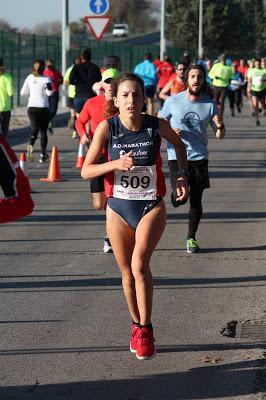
[
  {"x1": 208, "y1": 54, "x2": 232, "y2": 115},
  {"x1": 63, "y1": 57, "x2": 80, "y2": 138},
  {"x1": 247, "y1": 59, "x2": 266, "y2": 126},
  {"x1": 0, "y1": 58, "x2": 14, "y2": 140},
  {"x1": 260, "y1": 57, "x2": 266, "y2": 115}
]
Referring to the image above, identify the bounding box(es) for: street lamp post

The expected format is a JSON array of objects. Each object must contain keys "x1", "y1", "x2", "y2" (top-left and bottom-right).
[
  {"x1": 62, "y1": 0, "x2": 69, "y2": 107},
  {"x1": 160, "y1": 0, "x2": 165, "y2": 61},
  {"x1": 198, "y1": 0, "x2": 203, "y2": 58}
]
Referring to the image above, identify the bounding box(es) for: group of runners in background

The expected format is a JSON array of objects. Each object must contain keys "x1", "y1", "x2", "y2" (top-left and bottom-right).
[{"x1": 136, "y1": 52, "x2": 266, "y2": 125}]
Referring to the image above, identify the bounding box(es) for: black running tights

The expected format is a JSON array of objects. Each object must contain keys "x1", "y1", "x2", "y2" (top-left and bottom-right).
[
  {"x1": 168, "y1": 159, "x2": 204, "y2": 239},
  {"x1": 188, "y1": 186, "x2": 204, "y2": 239},
  {"x1": 27, "y1": 107, "x2": 49, "y2": 154}
]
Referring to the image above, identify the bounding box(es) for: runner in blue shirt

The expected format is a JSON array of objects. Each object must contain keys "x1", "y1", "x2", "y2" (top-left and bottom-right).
[
  {"x1": 134, "y1": 53, "x2": 158, "y2": 115},
  {"x1": 159, "y1": 64, "x2": 226, "y2": 253},
  {"x1": 228, "y1": 62, "x2": 244, "y2": 117}
]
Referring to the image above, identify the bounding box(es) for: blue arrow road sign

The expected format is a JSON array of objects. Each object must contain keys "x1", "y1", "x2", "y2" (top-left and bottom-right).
[{"x1": 89, "y1": 0, "x2": 110, "y2": 15}]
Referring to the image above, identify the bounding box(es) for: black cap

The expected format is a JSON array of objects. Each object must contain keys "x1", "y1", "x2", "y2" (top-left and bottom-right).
[{"x1": 0, "y1": 58, "x2": 4, "y2": 67}]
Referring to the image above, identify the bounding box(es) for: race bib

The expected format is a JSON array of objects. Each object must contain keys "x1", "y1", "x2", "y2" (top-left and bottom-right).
[
  {"x1": 253, "y1": 75, "x2": 263, "y2": 85},
  {"x1": 113, "y1": 165, "x2": 157, "y2": 200},
  {"x1": 252, "y1": 76, "x2": 262, "y2": 85}
]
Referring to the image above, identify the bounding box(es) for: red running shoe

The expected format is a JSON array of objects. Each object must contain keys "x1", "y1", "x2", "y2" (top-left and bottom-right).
[
  {"x1": 136, "y1": 327, "x2": 156, "y2": 360},
  {"x1": 130, "y1": 323, "x2": 140, "y2": 353}
]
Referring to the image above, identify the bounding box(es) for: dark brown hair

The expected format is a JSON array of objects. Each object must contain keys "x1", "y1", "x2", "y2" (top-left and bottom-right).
[
  {"x1": 184, "y1": 64, "x2": 207, "y2": 93},
  {"x1": 81, "y1": 48, "x2": 91, "y2": 62},
  {"x1": 32, "y1": 59, "x2": 45, "y2": 76},
  {"x1": 164, "y1": 55, "x2": 172, "y2": 63},
  {"x1": 103, "y1": 54, "x2": 121, "y2": 71},
  {"x1": 144, "y1": 52, "x2": 152, "y2": 61},
  {"x1": 105, "y1": 72, "x2": 144, "y2": 117},
  {"x1": 45, "y1": 58, "x2": 55, "y2": 68}
]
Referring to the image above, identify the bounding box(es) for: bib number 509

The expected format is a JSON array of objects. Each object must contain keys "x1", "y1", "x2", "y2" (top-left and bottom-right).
[{"x1": 120, "y1": 175, "x2": 150, "y2": 189}]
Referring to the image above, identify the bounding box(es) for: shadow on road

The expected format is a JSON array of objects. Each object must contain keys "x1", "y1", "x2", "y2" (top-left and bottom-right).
[
  {"x1": 6, "y1": 211, "x2": 266, "y2": 224},
  {"x1": 0, "y1": 275, "x2": 265, "y2": 291},
  {"x1": 0, "y1": 358, "x2": 264, "y2": 399}
]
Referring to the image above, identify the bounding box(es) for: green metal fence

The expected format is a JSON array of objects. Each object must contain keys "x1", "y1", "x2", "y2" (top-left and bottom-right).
[{"x1": 0, "y1": 31, "x2": 182, "y2": 106}]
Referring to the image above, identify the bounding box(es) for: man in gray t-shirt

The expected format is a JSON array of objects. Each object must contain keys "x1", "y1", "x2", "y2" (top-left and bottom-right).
[{"x1": 159, "y1": 64, "x2": 226, "y2": 253}]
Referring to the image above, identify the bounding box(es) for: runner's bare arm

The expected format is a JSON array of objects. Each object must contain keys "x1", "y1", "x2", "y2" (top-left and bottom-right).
[
  {"x1": 159, "y1": 118, "x2": 189, "y2": 200},
  {"x1": 75, "y1": 102, "x2": 91, "y2": 144},
  {"x1": 247, "y1": 77, "x2": 252, "y2": 97},
  {"x1": 159, "y1": 79, "x2": 173, "y2": 100},
  {"x1": 81, "y1": 120, "x2": 134, "y2": 180},
  {"x1": 159, "y1": 119, "x2": 187, "y2": 169}
]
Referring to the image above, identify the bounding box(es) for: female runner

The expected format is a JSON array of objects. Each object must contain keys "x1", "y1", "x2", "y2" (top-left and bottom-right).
[{"x1": 81, "y1": 72, "x2": 189, "y2": 360}]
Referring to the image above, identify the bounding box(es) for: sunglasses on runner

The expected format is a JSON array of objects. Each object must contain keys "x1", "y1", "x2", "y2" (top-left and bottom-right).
[{"x1": 103, "y1": 78, "x2": 113, "y2": 84}]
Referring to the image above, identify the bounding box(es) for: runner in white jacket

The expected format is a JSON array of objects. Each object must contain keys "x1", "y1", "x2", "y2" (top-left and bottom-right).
[{"x1": 20, "y1": 59, "x2": 52, "y2": 163}]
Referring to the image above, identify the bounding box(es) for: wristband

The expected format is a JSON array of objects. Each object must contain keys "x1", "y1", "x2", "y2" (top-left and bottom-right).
[{"x1": 177, "y1": 168, "x2": 189, "y2": 178}]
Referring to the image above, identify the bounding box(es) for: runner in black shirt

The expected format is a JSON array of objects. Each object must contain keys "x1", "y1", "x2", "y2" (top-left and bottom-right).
[{"x1": 69, "y1": 48, "x2": 102, "y2": 114}]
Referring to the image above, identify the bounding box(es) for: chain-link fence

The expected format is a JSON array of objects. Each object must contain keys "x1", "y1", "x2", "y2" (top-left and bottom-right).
[{"x1": 0, "y1": 30, "x2": 185, "y2": 107}]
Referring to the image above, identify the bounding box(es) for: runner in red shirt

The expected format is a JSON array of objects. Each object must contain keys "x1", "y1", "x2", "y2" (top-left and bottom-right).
[
  {"x1": 237, "y1": 59, "x2": 247, "y2": 77},
  {"x1": 153, "y1": 55, "x2": 162, "y2": 69},
  {"x1": 43, "y1": 59, "x2": 63, "y2": 134},
  {"x1": 159, "y1": 62, "x2": 186, "y2": 103},
  {"x1": 237, "y1": 59, "x2": 248, "y2": 98},
  {"x1": 75, "y1": 68, "x2": 120, "y2": 253},
  {"x1": 157, "y1": 55, "x2": 175, "y2": 107}
]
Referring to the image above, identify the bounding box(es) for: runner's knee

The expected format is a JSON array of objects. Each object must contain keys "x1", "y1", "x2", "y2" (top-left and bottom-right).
[{"x1": 131, "y1": 257, "x2": 150, "y2": 279}]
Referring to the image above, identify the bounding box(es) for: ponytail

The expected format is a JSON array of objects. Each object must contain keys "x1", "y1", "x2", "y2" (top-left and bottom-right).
[{"x1": 104, "y1": 100, "x2": 119, "y2": 118}]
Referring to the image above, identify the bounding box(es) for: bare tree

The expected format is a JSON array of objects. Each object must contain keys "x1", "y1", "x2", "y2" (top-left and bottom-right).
[
  {"x1": 19, "y1": 27, "x2": 32, "y2": 35},
  {"x1": 109, "y1": 0, "x2": 157, "y2": 33},
  {"x1": 33, "y1": 20, "x2": 61, "y2": 36},
  {"x1": 0, "y1": 19, "x2": 17, "y2": 32}
]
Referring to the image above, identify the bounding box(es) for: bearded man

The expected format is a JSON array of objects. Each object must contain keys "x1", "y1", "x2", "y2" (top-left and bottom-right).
[{"x1": 159, "y1": 64, "x2": 225, "y2": 253}]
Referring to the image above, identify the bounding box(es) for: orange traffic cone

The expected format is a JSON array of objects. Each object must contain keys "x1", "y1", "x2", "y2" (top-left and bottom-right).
[
  {"x1": 19, "y1": 152, "x2": 29, "y2": 177},
  {"x1": 75, "y1": 142, "x2": 87, "y2": 169},
  {"x1": 40, "y1": 146, "x2": 62, "y2": 182}
]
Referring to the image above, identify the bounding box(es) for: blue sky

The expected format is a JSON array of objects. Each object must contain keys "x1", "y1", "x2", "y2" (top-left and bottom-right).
[{"x1": 1, "y1": 0, "x2": 94, "y2": 29}]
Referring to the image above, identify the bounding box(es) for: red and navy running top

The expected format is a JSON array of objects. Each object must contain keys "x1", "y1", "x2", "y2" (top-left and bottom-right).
[
  {"x1": 104, "y1": 114, "x2": 166, "y2": 198},
  {"x1": 0, "y1": 136, "x2": 34, "y2": 223}
]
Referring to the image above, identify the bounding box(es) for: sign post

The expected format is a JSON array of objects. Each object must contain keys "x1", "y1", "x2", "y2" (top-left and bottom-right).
[{"x1": 61, "y1": 0, "x2": 69, "y2": 107}]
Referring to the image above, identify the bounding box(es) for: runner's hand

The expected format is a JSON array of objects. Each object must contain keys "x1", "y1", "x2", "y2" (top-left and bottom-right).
[
  {"x1": 80, "y1": 134, "x2": 90, "y2": 145},
  {"x1": 212, "y1": 114, "x2": 223, "y2": 128},
  {"x1": 176, "y1": 177, "x2": 189, "y2": 201},
  {"x1": 115, "y1": 151, "x2": 135, "y2": 171}
]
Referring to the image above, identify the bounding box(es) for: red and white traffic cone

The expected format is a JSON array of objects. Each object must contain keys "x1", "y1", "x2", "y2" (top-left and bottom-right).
[
  {"x1": 19, "y1": 152, "x2": 29, "y2": 177},
  {"x1": 75, "y1": 142, "x2": 87, "y2": 169},
  {"x1": 20, "y1": 152, "x2": 33, "y2": 191}
]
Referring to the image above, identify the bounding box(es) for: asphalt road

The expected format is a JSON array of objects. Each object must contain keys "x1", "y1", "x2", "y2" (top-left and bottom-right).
[{"x1": 0, "y1": 101, "x2": 265, "y2": 400}]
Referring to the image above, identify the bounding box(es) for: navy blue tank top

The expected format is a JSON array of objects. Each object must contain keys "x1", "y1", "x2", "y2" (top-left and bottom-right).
[{"x1": 104, "y1": 114, "x2": 166, "y2": 198}]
